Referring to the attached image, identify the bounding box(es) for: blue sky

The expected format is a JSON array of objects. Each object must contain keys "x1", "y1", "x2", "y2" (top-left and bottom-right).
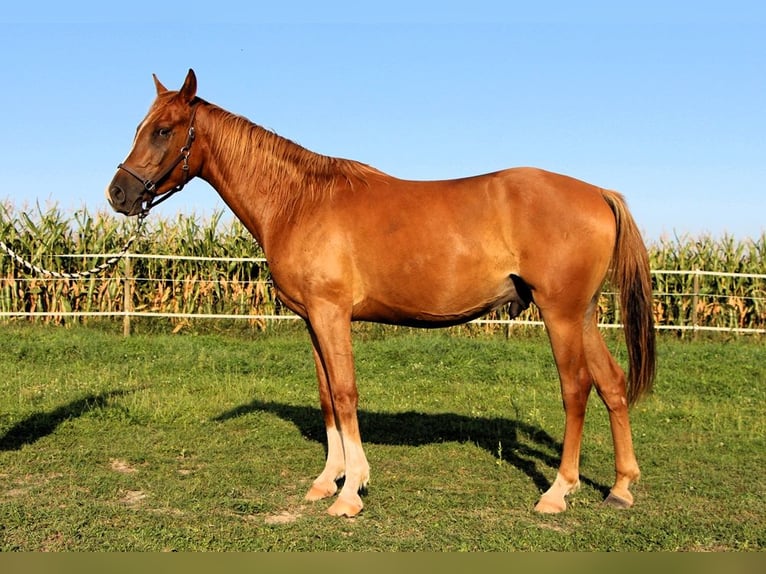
[{"x1": 1, "y1": 2, "x2": 764, "y2": 240}]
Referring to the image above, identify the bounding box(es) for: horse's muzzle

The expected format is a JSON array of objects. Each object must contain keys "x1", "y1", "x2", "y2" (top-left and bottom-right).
[{"x1": 106, "y1": 175, "x2": 145, "y2": 216}]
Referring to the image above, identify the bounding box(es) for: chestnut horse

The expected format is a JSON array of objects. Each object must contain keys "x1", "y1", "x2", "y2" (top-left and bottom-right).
[{"x1": 107, "y1": 69, "x2": 655, "y2": 517}]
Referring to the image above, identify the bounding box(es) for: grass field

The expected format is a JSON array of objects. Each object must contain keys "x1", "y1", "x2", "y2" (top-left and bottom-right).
[{"x1": 0, "y1": 323, "x2": 763, "y2": 551}]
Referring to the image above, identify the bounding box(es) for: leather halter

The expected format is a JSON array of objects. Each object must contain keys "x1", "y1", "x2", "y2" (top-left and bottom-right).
[{"x1": 117, "y1": 103, "x2": 199, "y2": 214}]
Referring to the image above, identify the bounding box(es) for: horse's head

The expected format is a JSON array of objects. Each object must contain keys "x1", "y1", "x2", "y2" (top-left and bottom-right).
[{"x1": 107, "y1": 69, "x2": 201, "y2": 216}]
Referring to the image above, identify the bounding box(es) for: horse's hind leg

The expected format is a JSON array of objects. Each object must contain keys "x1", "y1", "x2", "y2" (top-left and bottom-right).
[
  {"x1": 535, "y1": 310, "x2": 593, "y2": 513},
  {"x1": 582, "y1": 319, "x2": 641, "y2": 508}
]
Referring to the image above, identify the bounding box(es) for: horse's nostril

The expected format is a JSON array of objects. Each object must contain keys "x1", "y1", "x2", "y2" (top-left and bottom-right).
[{"x1": 110, "y1": 185, "x2": 125, "y2": 204}]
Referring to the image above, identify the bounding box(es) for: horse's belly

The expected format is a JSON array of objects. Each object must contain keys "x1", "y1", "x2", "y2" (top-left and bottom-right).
[{"x1": 352, "y1": 272, "x2": 531, "y2": 327}]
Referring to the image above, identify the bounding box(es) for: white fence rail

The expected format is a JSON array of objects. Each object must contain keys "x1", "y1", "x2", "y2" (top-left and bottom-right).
[{"x1": 1, "y1": 253, "x2": 765, "y2": 335}]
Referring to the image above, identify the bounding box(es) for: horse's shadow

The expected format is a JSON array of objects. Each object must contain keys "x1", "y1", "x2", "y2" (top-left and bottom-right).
[
  {"x1": 1, "y1": 391, "x2": 609, "y2": 497},
  {"x1": 213, "y1": 399, "x2": 610, "y2": 496},
  {"x1": 0, "y1": 389, "x2": 132, "y2": 452}
]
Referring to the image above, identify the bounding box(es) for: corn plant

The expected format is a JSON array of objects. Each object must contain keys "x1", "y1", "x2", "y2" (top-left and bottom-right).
[{"x1": 649, "y1": 233, "x2": 766, "y2": 331}]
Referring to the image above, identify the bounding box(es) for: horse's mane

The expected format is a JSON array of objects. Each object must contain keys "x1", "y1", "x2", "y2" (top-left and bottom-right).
[{"x1": 201, "y1": 100, "x2": 384, "y2": 220}]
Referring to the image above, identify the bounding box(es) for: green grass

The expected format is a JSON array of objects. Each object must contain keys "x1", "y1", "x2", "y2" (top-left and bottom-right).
[{"x1": 0, "y1": 323, "x2": 763, "y2": 551}]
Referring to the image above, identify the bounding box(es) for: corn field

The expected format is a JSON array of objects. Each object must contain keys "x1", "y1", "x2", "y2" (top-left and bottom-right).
[
  {"x1": 1, "y1": 203, "x2": 764, "y2": 333},
  {"x1": 0, "y1": 204, "x2": 277, "y2": 330}
]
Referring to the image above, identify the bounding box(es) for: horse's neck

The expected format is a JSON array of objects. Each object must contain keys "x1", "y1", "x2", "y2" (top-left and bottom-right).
[
  {"x1": 196, "y1": 103, "x2": 377, "y2": 254},
  {"x1": 196, "y1": 104, "x2": 323, "y2": 251}
]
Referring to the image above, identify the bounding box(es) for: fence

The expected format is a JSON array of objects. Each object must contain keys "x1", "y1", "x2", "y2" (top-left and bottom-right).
[{"x1": 1, "y1": 253, "x2": 765, "y2": 335}]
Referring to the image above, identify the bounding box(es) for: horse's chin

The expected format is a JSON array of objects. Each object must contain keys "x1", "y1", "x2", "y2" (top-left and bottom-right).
[
  {"x1": 107, "y1": 195, "x2": 144, "y2": 217},
  {"x1": 125, "y1": 201, "x2": 146, "y2": 217}
]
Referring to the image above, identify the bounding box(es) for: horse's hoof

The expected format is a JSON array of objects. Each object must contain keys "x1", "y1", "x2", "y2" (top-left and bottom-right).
[
  {"x1": 603, "y1": 491, "x2": 633, "y2": 509},
  {"x1": 305, "y1": 481, "x2": 337, "y2": 502},
  {"x1": 534, "y1": 477, "x2": 578, "y2": 513},
  {"x1": 534, "y1": 496, "x2": 567, "y2": 514},
  {"x1": 327, "y1": 494, "x2": 363, "y2": 517}
]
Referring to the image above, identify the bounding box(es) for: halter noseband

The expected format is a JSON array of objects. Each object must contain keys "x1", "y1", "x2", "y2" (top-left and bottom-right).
[{"x1": 117, "y1": 103, "x2": 199, "y2": 214}]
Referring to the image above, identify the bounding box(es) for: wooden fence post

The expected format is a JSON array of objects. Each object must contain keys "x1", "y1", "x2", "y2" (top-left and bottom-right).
[
  {"x1": 123, "y1": 253, "x2": 132, "y2": 337},
  {"x1": 691, "y1": 268, "x2": 700, "y2": 339}
]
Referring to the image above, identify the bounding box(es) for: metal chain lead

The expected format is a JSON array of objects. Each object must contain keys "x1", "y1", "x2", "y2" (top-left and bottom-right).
[{"x1": 0, "y1": 212, "x2": 146, "y2": 280}]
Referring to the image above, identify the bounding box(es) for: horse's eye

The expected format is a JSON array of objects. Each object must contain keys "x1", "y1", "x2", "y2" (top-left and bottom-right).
[{"x1": 157, "y1": 127, "x2": 172, "y2": 138}]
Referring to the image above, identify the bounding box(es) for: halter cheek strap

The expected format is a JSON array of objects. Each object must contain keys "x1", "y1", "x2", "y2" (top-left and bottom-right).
[{"x1": 117, "y1": 103, "x2": 199, "y2": 213}]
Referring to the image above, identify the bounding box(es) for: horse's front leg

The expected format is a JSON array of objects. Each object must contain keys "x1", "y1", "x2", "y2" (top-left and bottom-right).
[
  {"x1": 304, "y1": 326, "x2": 346, "y2": 502},
  {"x1": 304, "y1": 308, "x2": 369, "y2": 517}
]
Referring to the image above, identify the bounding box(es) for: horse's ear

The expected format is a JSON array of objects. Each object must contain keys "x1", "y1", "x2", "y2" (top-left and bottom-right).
[
  {"x1": 179, "y1": 69, "x2": 197, "y2": 104},
  {"x1": 153, "y1": 74, "x2": 168, "y2": 95}
]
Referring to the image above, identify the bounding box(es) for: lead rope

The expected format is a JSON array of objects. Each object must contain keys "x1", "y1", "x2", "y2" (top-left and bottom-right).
[{"x1": 0, "y1": 211, "x2": 147, "y2": 280}]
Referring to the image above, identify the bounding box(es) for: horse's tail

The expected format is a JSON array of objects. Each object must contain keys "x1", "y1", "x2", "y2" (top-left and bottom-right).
[{"x1": 601, "y1": 189, "x2": 656, "y2": 406}]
